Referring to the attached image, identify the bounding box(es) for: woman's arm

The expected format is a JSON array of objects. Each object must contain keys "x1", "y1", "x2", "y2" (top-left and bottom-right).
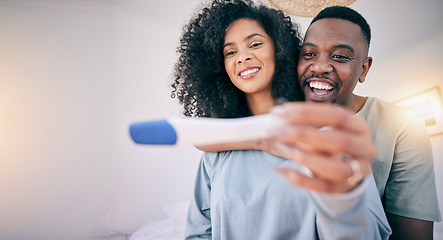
[
  {"x1": 267, "y1": 102, "x2": 391, "y2": 238},
  {"x1": 195, "y1": 140, "x2": 262, "y2": 152},
  {"x1": 309, "y1": 175, "x2": 391, "y2": 239},
  {"x1": 196, "y1": 138, "x2": 293, "y2": 159}
]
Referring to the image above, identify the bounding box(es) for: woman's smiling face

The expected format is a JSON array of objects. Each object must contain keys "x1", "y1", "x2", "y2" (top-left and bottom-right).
[{"x1": 223, "y1": 18, "x2": 275, "y2": 97}]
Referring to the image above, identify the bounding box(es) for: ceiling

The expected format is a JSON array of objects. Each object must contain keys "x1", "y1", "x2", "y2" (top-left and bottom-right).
[{"x1": 1, "y1": 0, "x2": 442, "y2": 64}]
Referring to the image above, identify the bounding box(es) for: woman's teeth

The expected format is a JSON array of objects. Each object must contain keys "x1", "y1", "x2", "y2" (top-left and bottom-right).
[{"x1": 240, "y1": 68, "x2": 259, "y2": 76}]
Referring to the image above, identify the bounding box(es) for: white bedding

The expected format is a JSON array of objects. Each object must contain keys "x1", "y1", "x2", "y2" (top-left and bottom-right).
[
  {"x1": 126, "y1": 201, "x2": 443, "y2": 240},
  {"x1": 129, "y1": 201, "x2": 188, "y2": 240},
  {"x1": 129, "y1": 217, "x2": 185, "y2": 240}
]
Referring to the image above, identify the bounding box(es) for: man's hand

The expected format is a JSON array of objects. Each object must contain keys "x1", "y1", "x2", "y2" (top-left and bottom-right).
[{"x1": 268, "y1": 102, "x2": 377, "y2": 193}]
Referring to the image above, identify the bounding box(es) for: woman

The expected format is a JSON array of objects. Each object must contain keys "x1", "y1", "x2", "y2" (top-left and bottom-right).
[
  {"x1": 172, "y1": 0, "x2": 390, "y2": 239},
  {"x1": 171, "y1": 0, "x2": 303, "y2": 118}
]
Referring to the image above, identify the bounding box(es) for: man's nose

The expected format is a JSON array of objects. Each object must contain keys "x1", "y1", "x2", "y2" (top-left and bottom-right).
[{"x1": 310, "y1": 55, "x2": 333, "y2": 73}]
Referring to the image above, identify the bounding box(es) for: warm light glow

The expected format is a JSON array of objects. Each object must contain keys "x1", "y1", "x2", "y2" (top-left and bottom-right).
[
  {"x1": 394, "y1": 86, "x2": 443, "y2": 137},
  {"x1": 268, "y1": 0, "x2": 357, "y2": 17}
]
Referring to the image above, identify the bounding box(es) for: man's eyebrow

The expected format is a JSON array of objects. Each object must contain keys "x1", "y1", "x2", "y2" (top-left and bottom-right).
[
  {"x1": 300, "y1": 43, "x2": 354, "y2": 53},
  {"x1": 223, "y1": 33, "x2": 265, "y2": 49},
  {"x1": 334, "y1": 44, "x2": 354, "y2": 53}
]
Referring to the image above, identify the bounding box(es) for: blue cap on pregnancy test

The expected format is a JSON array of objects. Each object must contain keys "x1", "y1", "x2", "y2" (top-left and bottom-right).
[{"x1": 130, "y1": 120, "x2": 177, "y2": 145}]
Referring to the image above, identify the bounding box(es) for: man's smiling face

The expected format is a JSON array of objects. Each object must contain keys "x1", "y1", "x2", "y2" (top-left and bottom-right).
[{"x1": 298, "y1": 18, "x2": 371, "y2": 109}]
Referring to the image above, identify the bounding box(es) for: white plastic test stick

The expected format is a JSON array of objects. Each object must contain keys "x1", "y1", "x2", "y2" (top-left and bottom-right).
[{"x1": 129, "y1": 114, "x2": 283, "y2": 146}]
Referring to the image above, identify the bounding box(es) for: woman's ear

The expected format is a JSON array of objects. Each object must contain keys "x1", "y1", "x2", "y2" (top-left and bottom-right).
[{"x1": 359, "y1": 56, "x2": 373, "y2": 83}]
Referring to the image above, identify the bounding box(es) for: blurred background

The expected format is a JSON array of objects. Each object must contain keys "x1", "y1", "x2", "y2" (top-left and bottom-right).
[{"x1": 0, "y1": 0, "x2": 442, "y2": 239}]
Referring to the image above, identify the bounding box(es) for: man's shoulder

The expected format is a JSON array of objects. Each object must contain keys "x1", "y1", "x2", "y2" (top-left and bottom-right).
[
  {"x1": 358, "y1": 97, "x2": 428, "y2": 140},
  {"x1": 360, "y1": 97, "x2": 423, "y2": 123},
  {"x1": 363, "y1": 97, "x2": 405, "y2": 113}
]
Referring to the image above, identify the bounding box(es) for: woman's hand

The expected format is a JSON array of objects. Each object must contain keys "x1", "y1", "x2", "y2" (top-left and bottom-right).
[{"x1": 268, "y1": 102, "x2": 377, "y2": 193}]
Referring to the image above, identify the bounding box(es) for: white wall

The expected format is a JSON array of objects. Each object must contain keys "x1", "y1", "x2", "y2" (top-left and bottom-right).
[
  {"x1": 0, "y1": 2, "x2": 118, "y2": 239},
  {"x1": 0, "y1": 0, "x2": 442, "y2": 239},
  {"x1": 0, "y1": 1, "x2": 200, "y2": 239}
]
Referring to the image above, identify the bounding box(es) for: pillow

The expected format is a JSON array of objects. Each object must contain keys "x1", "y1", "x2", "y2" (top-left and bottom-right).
[{"x1": 98, "y1": 138, "x2": 202, "y2": 236}]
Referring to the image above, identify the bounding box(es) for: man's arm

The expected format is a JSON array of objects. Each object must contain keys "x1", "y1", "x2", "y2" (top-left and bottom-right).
[{"x1": 386, "y1": 213, "x2": 433, "y2": 240}]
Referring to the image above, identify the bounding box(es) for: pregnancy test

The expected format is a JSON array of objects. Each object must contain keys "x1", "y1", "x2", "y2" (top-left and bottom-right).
[
  {"x1": 129, "y1": 114, "x2": 314, "y2": 177},
  {"x1": 129, "y1": 114, "x2": 282, "y2": 146}
]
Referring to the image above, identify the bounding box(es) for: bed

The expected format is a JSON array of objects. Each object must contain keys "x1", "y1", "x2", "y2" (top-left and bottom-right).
[{"x1": 89, "y1": 143, "x2": 201, "y2": 240}]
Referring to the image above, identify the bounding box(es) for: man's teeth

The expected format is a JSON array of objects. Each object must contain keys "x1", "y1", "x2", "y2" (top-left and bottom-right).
[
  {"x1": 309, "y1": 82, "x2": 333, "y2": 90},
  {"x1": 240, "y1": 68, "x2": 259, "y2": 76}
]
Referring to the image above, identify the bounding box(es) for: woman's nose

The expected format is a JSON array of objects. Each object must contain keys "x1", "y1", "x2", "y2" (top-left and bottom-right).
[{"x1": 237, "y1": 51, "x2": 253, "y2": 64}]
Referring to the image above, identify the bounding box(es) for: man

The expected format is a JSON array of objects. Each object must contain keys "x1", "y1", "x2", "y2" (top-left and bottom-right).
[
  {"x1": 200, "y1": 6, "x2": 441, "y2": 239},
  {"x1": 293, "y1": 6, "x2": 440, "y2": 239}
]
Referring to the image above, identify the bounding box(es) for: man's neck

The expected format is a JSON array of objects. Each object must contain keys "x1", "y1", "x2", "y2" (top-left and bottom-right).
[{"x1": 345, "y1": 94, "x2": 368, "y2": 114}]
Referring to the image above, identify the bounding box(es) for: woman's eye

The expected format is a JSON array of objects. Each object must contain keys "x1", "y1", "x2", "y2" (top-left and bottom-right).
[
  {"x1": 225, "y1": 50, "x2": 236, "y2": 57},
  {"x1": 302, "y1": 52, "x2": 315, "y2": 58},
  {"x1": 250, "y1": 42, "x2": 263, "y2": 48}
]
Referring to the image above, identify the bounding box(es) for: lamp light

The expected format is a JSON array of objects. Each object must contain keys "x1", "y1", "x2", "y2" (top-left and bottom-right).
[{"x1": 267, "y1": 0, "x2": 357, "y2": 17}]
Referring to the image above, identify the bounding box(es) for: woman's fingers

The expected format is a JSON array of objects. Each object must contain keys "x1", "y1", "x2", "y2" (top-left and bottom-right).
[
  {"x1": 271, "y1": 102, "x2": 369, "y2": 135},
  {"x1": 268, "y1": 123, "x2": 377, "y2": 160},
  {"x1": 273, "y1": 141, "x2": 371, "y2": 183},
  {"x1": 268, "y1": 102, "x2": 376, "y2": 193},
  {"x1": 275, "y1": 166, "x2": 356, "y2": 193}
]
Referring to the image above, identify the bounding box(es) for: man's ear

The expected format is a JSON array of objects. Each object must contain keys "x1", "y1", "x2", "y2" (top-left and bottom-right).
[{"x1": 359, "y1": 56, "x2": 373, "y2": 83}]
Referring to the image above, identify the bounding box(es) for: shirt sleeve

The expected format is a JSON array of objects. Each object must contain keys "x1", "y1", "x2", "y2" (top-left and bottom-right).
[
  {"x1": 384, "y1": 114, "x2": 441, "y2": 221},
  {"x1": 184, "y1": 153, "x2": 213, "y2": 240},
  {"x1": 307, "y1": 174, "x2": 392, "y2": 240}
]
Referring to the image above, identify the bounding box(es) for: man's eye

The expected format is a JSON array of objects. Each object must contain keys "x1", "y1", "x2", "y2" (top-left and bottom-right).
[{"x1": 332, "y1": 55, "x2": 350, "y2": 60}]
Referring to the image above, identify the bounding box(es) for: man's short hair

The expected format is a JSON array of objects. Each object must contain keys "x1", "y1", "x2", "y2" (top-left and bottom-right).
[{"x1": 311, "y1": 6, "x2": 371, "y2": 47}]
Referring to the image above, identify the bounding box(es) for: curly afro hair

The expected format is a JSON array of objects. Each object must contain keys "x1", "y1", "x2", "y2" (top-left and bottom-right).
[{"x1": 171, "y1": 0, "x2": 304, "y2": 118}]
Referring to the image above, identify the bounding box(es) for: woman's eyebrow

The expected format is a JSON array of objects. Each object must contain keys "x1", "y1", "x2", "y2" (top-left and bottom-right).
[
  {"x1": 246, "y1": 33, "x2": 265, "y2": 40},
  {"x1": 301, "y1": 42, "x2": 315, "y2": 48},
  {"x1": 223, "y1": 33, "x2": 265, "y2": 49}
]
